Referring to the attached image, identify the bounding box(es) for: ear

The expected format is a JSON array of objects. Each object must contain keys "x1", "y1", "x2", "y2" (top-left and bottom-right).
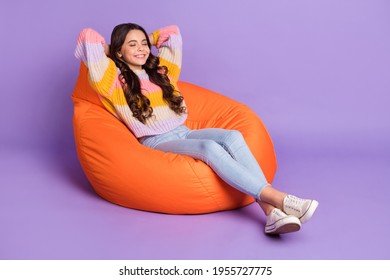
[{"x1": 117, "y1": 52, "x2": 122, "y2": 58}]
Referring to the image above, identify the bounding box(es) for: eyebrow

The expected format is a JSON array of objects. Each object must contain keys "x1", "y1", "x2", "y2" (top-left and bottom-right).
[{"x1": 127, "y1": 39, "x2": 147, "y2": 44}]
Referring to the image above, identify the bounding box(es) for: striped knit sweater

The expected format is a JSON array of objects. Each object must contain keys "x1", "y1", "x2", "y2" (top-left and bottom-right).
[{"x1": 74, "y1": 25, "x2": 187, "y2": 138}]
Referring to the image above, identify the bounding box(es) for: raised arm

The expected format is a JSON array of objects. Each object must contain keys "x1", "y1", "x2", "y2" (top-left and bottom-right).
[
  {"x1": 150, "y1": 25, "x2": 183, "y2": 82},
  {"x1": 74, "y1": 28, "x2": 119, "y2": 98}
]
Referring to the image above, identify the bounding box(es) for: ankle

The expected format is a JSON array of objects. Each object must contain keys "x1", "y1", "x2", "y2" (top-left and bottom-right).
[
  {"x1": 276, "y1": 192, "x2": 288, "y2": 209},
  {"x1": 265, "y1": 207, "x2": 275, "y2": 216},
  {"x1": 259, "y1": 186, "x2": 286, "y2": 207},
  {"x1": 257, "y1": 200, "x2": 275, "y2": 216}
]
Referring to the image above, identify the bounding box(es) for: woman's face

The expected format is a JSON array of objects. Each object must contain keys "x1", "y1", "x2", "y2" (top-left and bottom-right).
[{"x1": 118, "y1": 29, "x2": 150, "y2": 71}]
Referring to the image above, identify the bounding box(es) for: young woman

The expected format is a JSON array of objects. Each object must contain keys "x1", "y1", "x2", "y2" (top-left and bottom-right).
[{"x1": 75, "y1": 23, "x2": 319, "y2": 235}]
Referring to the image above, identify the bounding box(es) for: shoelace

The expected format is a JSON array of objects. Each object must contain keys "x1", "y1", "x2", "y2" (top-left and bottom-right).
[
  {"x1": 269, "y1": 209, "x2": 286, "y2": 222},
  {"x1": 272, "y1": 209, "x2": 283, "y2": 217},
  {"x1": 285, "y1": 196, "x2": 303, "y2": 213}
]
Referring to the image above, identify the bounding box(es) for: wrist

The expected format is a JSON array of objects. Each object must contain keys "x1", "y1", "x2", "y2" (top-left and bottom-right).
[
  {"x1": 148, "y1": 33, "x2": 155, "y2": 46},
  {"x1": 104, "y1": 43, "x2": 110, "y2": 55}
]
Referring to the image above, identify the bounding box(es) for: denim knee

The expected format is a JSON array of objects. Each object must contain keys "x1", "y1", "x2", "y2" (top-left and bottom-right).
[
  {"x1": 219, "y1": 130, "x2": 247, "y2": 154},
  {"x1": 224, "y1": 130, "x2": 244, "y2": 144},
  {"x1": 198, "y1": 140, "x2": 226, "y2": 161}
]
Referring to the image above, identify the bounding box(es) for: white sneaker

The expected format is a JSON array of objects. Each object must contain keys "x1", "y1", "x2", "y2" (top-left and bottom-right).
[
  {"x1": 265, "y1": 208, "x2": 301, "y2": 235},
  {"x1": 283, "y1": 195, "x2": 319, "y2": 224}
]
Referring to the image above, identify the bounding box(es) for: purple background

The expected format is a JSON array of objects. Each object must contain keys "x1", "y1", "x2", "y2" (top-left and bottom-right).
[{"x1": 1, "y1": 0, "x2": 389, "y2": 259}]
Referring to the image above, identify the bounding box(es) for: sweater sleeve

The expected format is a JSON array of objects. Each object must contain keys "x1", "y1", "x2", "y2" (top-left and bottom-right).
[
  {"x1": 74, "y1": 28, "x2": 119, "y2": 98},
  {"x1": 151, "y1": 25, "x2": 183, "y2": 82}
]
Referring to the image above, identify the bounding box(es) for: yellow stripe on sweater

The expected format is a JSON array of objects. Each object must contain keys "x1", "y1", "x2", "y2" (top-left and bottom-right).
[
  {"x1": 152, "y1": 30, "x2": 160, "y2": 46},
  {"x1": 88, "y1": 60, "x2": 118, "y2": 97},
  {"x1": 109, "y1": 89, "x2": 170, "y2": 110},
  {"x1": 110, "y1": 87, "x2": 128, "y2": 105},
  {"x1": 99, "y1": 95, "x2": 116, "y2": 115},
  {"x1": 147, "y1": 92, "x2": 169, "y2": 108},
  {"x1": 159, "y1": 57, "x2": 181, "y2": 81}
]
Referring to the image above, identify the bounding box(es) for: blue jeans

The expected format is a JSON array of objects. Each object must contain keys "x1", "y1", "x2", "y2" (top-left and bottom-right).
[{"x1": 140, "y1": 125, "x2": 271, "y2": 199}]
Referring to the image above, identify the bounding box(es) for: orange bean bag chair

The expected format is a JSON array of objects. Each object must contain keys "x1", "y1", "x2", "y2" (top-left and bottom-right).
[{"x1": 71, "y1": 63, "x2": 277, "y2": 214}]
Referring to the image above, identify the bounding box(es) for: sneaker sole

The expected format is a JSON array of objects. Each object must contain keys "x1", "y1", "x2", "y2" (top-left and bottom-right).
[
  {"x1": 300, "y1": 200, "x2": 319, "y2": 224},
  {"x1": 265, "y1": 217, "x2": 301, "y2": 235}
]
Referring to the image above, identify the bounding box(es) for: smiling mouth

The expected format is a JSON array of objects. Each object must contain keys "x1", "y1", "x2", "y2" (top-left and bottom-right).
[{"x1": 134, "y1": 54, "x2": 147, "y2": 59}]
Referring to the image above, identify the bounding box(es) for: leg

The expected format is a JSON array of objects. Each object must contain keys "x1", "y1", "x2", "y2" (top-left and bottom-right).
[
  {"x1": 186, "y1": 129, "x2": 319, "y2": 228},
  {"x1": 258, "y1": 200, "x2": 275, "y2": 216},
  {"x1": 186, "y1": 128, "x2": 267, "y2": 181},
  {"x1": 142, "y1": 126, "x2": 318, "y2": 233},
  {"x1": 258, "y1": 185, "x2": 287, "y2": 209},
  {"x1": 187, "y1": 129, "x2": 289, "y2": 217}
]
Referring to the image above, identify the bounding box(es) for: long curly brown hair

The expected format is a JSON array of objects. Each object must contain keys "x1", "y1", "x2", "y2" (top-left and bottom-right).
[{"x1": 109, "y1": 23, "x2": 186, "y2": 124}]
